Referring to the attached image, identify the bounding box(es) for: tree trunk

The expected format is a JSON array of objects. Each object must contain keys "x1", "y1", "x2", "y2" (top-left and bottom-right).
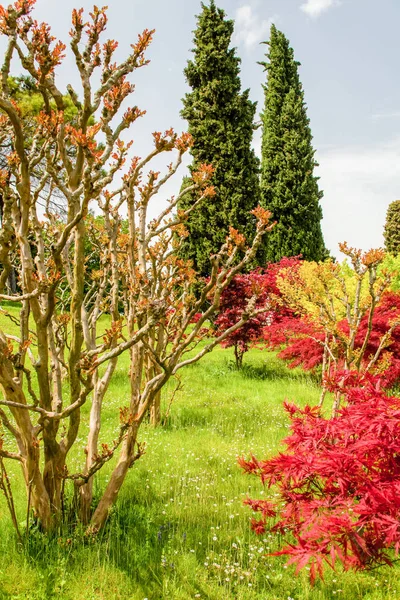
[
  {"x1": 234, "y1": 344, "x2": 244, "y2": 369},
  {"x1": 79, "y1": 375, "x2": 102, "y2": 524},
  {"x1": 6, "y1": 266, "x2": 16, "y2": 294},
  {"x1": 150, "y1": 389, "x2": 161, "y2": 426},
  {"x1": 88, "y1": 338, "x2": 149, "y2": 531},
  {"x1": 23, "y1": 458, "x2": 52, "y2": 531},
  {"x1": 79, "y1": 360, "x2": 117, "y2": 523},
  {"x1": 0, "y1": 339, "x2": 52, "y2": 529},
  {"x1": 42, "y1": 449, "x2": 65, "y2": 517},
  {"x1": 88, "y1": 423, "x2": 139, "y2": 532}
]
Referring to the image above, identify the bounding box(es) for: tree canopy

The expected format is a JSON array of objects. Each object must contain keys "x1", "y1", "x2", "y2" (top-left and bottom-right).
[
  {"x1": 384, "y1": 199, "x2": 400, "y2": 255},
  {"x1": 260, "y1": 24, "x2": 326, "y2": 262},
  {"x1": 178, "y1": 0, "x2": 261, "y2": 275},
  {"x1": 0, "y1": 1, "x2": 273, "y2": 535}
]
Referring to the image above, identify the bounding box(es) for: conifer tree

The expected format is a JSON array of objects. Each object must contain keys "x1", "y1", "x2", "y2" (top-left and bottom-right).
[
  {"x1": 384, "y1": 200, "x2": 400, "y2": 255},
  {"x1": 260, "y1": 25, "x2": 326, "y2": 262},
  {"x1": 179, "y1": 1, "x2": 261, "y2": 275}
]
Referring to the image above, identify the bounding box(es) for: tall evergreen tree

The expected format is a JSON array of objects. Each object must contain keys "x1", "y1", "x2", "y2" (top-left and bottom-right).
[
  {"x1": 384, "y1": 200, "x2": 400, "y2": 255},
  {"x1": 260, "y1": 25, "x2": 326, "y2": 262},
  {"x1": 179, "y1": 0, "x2": 261, "y2": 275}
]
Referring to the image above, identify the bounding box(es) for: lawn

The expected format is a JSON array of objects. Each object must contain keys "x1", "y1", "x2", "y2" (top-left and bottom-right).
[{"x1": 0, "y1": 324, "x2": 399, "y2": 599}]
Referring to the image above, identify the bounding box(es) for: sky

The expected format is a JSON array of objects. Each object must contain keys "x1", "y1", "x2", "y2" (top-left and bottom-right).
[{"x1": 8, "y1": 0, "x2": 400, "y2": 257}]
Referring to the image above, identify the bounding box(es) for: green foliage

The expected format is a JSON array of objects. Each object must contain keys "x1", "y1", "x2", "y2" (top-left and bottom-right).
[
  {"x1": 178, "y1": 1, "x2": 261, "y2": 275},
  {"x1": 384, "y1": 200, "x2": 400, "y2": 255},
  {"x1": 8, "y1": 75, "x2": 44, "y2": 116},
  {"x1": 7, "y1": 75, "x2": 91, "y2": 122},
  {"x1": 260, "y1": 25, "x2": 326, "y2": 262},
  {"x1": 381, "y1": 252, "x2": 400, "y2": 291}
]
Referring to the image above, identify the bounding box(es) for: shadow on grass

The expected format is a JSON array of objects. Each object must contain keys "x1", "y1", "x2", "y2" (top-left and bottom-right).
[{"x1": 238, "y1": 359, "x2": 320, "y2": 384}]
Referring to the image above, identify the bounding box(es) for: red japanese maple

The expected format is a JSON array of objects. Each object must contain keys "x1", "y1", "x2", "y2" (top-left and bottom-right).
[
  {"x1": 240, "y1": 375, "x2": 400, "y2": 583},
  {"x1": 214, "y1": 258, "x2": 301, "y2": 367},
  {"x1": 213, "y1": 270, "x2": 271, "y2": 367},
  {"x1": 263, "y1": 316, "x2": 323, "y2": 369}
]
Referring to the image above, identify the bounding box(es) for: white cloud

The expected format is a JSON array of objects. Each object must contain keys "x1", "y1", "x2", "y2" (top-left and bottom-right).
[
  {"x1": 234, "y1": 5, "x2": 274, "y2": 50},
  {"x1": 300, "y1": 0, "x2": 339, "y2": 18},
  {"x1": 316, "y1": 138, "x2": 400, "y2": 257}
]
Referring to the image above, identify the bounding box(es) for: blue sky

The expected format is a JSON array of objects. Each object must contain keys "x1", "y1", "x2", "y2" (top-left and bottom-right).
[{"x1": 12, "y1": 0, "x2": 400, "y2": 257}]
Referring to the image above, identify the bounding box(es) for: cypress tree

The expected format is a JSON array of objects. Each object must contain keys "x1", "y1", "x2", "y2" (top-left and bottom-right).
[
  {"x1": 179, "y1": 1, "x2": 261, "y2": 275},
  {"x1": 260, "y1": 25, "x2": 326, "y2": 262},
  {"x1": 384, "y1": 200, "x2": 400, "y2": 255}
]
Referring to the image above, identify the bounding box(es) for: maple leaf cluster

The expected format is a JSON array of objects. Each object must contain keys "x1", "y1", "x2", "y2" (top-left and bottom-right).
[{"x1": 240, "y1": 375, "x2": 400, "y2": 583}]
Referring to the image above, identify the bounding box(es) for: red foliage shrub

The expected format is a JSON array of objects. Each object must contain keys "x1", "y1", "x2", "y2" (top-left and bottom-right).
[
  {"x1": 213, "y1": 270, "x2": 271, "y2": 368},
  {"x1": 214, "y1": 257, "x2": 301, "y2": 367},
  {"x1": 264, "y1": 291, "x2": 400, "y2": 388},
  {"x1": 240, "y1": 376, "x2": 400, "y2": 583},
  {"x1": 264, "y1": 316, "x2": 323, "y2": 369}
]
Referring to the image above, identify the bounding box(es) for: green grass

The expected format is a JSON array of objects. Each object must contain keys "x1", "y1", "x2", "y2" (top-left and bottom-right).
[{"x1": 0, "y1": 308, "x2": 399, "y2": 598}]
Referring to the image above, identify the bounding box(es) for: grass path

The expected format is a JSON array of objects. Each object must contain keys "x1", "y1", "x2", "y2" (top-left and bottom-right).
[{"x1": 0, "y1": 343, "x2": 399, "y2": 599}]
